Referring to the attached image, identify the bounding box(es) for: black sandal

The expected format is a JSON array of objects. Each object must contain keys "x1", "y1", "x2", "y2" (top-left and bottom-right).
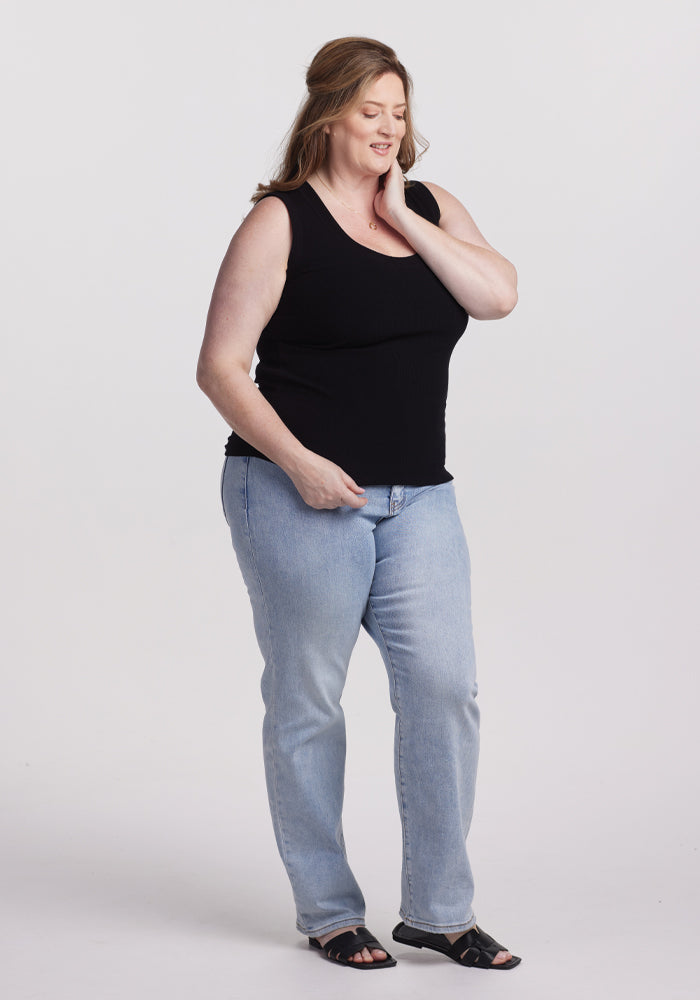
[
  {"x1": 309, "y1": 927, "x2": 397, "y2": 969},
  {"x1": 392, "y1": 920, "x2": 521, "y2": 969}
]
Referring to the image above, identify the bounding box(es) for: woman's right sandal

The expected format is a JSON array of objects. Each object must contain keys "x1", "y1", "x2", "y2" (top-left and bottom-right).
[
  {"x1": 309, "y1": 927, "x2": 397, "y2": 969},
  {"x1": 391, "y1": 921, "x2": 521, "y2": 969}
]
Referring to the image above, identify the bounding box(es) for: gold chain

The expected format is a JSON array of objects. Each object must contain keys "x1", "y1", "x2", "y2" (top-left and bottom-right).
[{"x1": 316, "y1": 173, "x2": 379, "y2": 230}]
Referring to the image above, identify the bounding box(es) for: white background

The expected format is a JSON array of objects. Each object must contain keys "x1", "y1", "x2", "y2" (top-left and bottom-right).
[{"x1": 2, "y1": 1, "x2": 699, "y2": 997}]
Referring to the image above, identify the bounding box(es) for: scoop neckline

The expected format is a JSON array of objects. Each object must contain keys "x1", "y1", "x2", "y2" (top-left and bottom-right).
[{"x1": 303, "y1": 181, "x2": 418, "y2": 260}]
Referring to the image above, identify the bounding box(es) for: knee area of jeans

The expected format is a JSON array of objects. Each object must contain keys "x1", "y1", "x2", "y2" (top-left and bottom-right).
[
  {"x1": 263, "y1": 676, "x2": 348, "y2": 725},
  {"x1": 410, "y1": 669, "x2": 478, "y2": 709}
]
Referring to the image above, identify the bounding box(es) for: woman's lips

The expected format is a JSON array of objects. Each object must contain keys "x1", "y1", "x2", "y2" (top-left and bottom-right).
[{"x1": 370, "y1": 143, "x2": 392, "y2": 156}]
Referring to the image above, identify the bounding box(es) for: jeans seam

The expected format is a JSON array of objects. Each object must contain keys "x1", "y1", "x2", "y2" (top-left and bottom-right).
[
  {"x1": 365, "y1": 595, "x2": 414, "y2": 916},
  {"x1": 219, "y1": 457, "x2": 230, "y2": 525},
  {"x1": 398, "y1": 914, "x2": 477, "y2": 933},
  {"x1": 241, "y1": 457, "x2": 298, "y2": 895},
  {"x1": 300, "y1": 915, "x2": 368, "y2": 937}
]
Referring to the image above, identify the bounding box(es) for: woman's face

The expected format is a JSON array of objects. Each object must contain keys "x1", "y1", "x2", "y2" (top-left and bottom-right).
[{"x1": 325, "y1": 72, "x2": 407, "y2": 178}]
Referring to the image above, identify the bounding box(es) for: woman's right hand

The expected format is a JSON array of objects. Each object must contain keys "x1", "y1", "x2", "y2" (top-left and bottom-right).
[{"x1": 286, "y1": 452, "x2": 368, "y2": 510}]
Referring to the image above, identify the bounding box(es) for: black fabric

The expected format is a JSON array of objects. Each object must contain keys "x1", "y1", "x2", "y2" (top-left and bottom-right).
[{"x1": 224, "y1": 179, "x2": 469, "y2": 485}]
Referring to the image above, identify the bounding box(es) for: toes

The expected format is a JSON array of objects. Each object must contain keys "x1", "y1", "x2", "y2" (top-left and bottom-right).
[
  {"x1": 324, "y1": 935, "x2": 388, "y2": 965},
  {"x1": 492, "y1": 950, "x2": 512, "y2": 965},
  {"x1": 349, "y1": 947, "x2": 386, "y2": 963},
  {"x1": 349, "y1": 948, "x2": 370, "y2": 962}
]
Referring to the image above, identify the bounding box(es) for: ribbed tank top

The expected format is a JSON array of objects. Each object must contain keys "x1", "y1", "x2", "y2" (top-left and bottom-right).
[{"x1": 224, "y1": 180, "x2": 469, "y2": 485}]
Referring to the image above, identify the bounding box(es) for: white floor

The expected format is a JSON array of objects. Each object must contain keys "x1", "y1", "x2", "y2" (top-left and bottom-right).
[{"x1": 3, "y1": 759, "x2": 698, "y2": 1000}]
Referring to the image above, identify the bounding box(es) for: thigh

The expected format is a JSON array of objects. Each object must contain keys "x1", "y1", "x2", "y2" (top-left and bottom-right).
[
  {"x1": 222, "y1": 455, "x2": 376, "y2": 648},
  {"x1": 362, "y1": 482, "x2": 477, "y2": 699}
]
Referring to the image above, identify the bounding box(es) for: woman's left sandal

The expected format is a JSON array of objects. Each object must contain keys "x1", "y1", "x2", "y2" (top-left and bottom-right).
[
  {"x1": 308, "y1": 927, "x2": 397, "y2": 969},
  {"x1": 392, "y1": 921, "x2": 521, "y2": 969}
]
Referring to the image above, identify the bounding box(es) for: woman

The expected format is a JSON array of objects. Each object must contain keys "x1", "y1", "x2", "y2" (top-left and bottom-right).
[{"x1": 197, "y1": 36, "x2": 520, "y2": 971}]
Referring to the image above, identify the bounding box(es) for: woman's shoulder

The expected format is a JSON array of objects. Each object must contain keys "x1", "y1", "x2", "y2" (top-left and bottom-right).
[
  {"x1": 254, "y1": 183, "x2": 311, "y2": 209},
  {"x1": 412, "y1": 181, "x2": 498, "y2": 250},
  {"x1": 419, "y1": 180, "x2": 464, "y2": 215},
  {"x1": 238, "y1": 184, "x2": 316, "y2": 268},
  {"x1": 245, "y1": 191, "x2": 292, "y2": 227},
  {"x1": 417, "y1": 180, "x2": 481, "y2": 224},
  {"x1": 247, "y1": 185, "x2": 311, "y2": 235},
  {"x1": 234, "y1": 193, "x2": 292, "y2": 260}
]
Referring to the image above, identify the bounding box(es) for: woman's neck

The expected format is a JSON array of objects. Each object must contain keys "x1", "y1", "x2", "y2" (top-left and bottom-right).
[{"x1": 311, "y1": 165, "x2": 381, "y2": 212}]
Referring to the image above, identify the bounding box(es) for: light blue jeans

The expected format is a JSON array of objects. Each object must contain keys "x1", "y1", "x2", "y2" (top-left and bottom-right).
[{"x1": 221, "y1": 455, "x2": 480, "y2": 938}]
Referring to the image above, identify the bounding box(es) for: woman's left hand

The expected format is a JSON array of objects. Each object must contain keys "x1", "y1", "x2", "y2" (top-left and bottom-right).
[
  {"x1": 374, "y1": 160, "x2": 518, "y2": 320},
  {"x1": 374, "y1": 158, "x2": 407, "y2": 227}
]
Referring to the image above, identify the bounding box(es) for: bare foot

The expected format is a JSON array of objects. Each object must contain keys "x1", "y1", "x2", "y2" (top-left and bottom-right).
[
  {"x1": 444, "y1": 926, "x2": 512, "y2": 965},
  {"x1": 316, "y1": 925, "x2": 388, "y2": 964}
]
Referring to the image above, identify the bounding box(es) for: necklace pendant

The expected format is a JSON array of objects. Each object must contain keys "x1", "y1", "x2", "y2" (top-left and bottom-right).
[{"x1": 369, "y1": 221, "x2": 378, "y2": 230}]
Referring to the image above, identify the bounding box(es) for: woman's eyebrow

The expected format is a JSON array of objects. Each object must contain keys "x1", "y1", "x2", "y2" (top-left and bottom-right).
[{"x1": 362, "y1": 100, "x2": 407, "y2": 108}]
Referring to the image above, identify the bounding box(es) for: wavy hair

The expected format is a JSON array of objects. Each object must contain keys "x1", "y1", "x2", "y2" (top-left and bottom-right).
[{"x1": 251, "y1": 37, "x2": 428, "y2": 202}]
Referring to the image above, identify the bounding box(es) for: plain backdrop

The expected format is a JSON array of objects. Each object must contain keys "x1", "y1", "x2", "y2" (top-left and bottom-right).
[{"x1": 2, "y1": 1, "x2": 699, "y2": 998}]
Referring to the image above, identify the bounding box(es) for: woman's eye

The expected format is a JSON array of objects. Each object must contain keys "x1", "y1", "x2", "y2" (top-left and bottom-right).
[{"x1": 363, "y1": 112, "x2": 405, "y2": 120}]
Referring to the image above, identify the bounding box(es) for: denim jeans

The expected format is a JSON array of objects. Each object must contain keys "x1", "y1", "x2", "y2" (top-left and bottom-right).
[{"x1": 220, "y1": 455, "x2": 480, "y2": 937}]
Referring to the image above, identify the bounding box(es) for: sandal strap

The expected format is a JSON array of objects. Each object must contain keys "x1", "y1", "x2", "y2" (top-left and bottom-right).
[
  {"x1": 447, "y1": 924, "x2": 507, "y2": 967},
  {"x1": 324, "y1": 927, "x2": 387, "y2": 961}
]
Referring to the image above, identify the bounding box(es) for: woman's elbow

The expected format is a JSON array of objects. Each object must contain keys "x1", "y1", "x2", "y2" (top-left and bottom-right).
[
  {"x1": 495, "y1": 261, "x2": 518, "y2": 316},
  {"x1": 196, "y1": 352, "x2": 251, "y2": 399},
  {"x1": 470, "y1": 286, "x2": 518, "y2": 321},
  {"x1": 490, "y1": 259, "x2": 518, "y2": 317},
  {"x1": 495, "y1": 284, "x2": 518, "y2": 318},
  {"x1": 196, "y1": 358, "x2": 211, "y2": 393},
  {"x1": 196, "y1": 354, "x2": 222, "y2": 396}
]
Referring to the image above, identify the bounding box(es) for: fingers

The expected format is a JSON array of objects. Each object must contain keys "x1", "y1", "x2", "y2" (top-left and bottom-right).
[
  {"x1": 313, "y1": 479, "x2": 366, "y2": 510},
  {"x1": 290, "y1": 454, "x2": 369, "y2": 509},
  {"x1": 375, "y1": 159, "x2": 406, "y2": 222},
  {"x1": 340, "y1": 473, "x2": 368, "y2": 508},
  {"x1": 343, "y1": 495, "x2": 368, "y2": 508},
  {"x1": 337, "y1": 488, "x2": 367, "y2": 509},
  {"x1": 300, "y1": 479, "x2": 365, "y2": 510}
]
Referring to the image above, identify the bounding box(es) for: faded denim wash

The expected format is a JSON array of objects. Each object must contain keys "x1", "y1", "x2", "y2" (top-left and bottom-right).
[{"x1": 221, "y1": 455, "x2": 480, "y2": 938}]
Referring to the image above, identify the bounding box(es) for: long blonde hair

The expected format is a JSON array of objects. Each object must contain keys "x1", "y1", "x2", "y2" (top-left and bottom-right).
[{"x1": 251, "y1": 37, "x2": 427, "y2": 203}]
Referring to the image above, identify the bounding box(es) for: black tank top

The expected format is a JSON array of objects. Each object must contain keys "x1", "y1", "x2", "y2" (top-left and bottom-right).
[{"x1": 224, "y1": 180, "x2": 469, "y2": 485}]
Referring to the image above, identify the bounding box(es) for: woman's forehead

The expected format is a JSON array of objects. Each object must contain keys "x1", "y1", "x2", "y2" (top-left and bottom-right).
[{"x1": 358, "y1": 73, "x2": 407, "y2": 105}]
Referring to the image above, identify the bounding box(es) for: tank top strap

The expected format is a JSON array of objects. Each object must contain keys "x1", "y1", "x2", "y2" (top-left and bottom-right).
[{"x1": 404, "y1": 180, "x2": 441, "y2": 225}]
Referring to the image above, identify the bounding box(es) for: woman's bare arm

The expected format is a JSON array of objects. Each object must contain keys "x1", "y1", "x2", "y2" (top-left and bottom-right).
[
  {"x1": 375, "y1": 160, "x2": 518, "y2": 320},
  {"x1": 196, "y1": 198, "x2": 367, "y2": 509}
]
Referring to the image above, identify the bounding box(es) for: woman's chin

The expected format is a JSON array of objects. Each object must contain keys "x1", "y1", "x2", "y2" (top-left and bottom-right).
[{"x1": 366, "y1": 158, "x2": 397, "y2": 178}]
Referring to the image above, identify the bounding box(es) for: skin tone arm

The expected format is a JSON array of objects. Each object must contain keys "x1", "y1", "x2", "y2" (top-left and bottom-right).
[
  {"x1": 375, "y1": 159, "x2": 518, "y2": 320},
  {"x1": 196, "y1": 196, "x2": 369, "y2": 510}
]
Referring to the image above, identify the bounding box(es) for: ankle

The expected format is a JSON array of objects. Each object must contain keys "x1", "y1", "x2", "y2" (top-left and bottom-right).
[{"x1": 317, "y1": 924, "x2": 361, "y2": 948}]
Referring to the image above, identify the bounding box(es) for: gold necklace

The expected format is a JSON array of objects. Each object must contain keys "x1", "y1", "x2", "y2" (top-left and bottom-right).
[{"x1": 316, "y1": 173, "x2": 378, "y2": 230}]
